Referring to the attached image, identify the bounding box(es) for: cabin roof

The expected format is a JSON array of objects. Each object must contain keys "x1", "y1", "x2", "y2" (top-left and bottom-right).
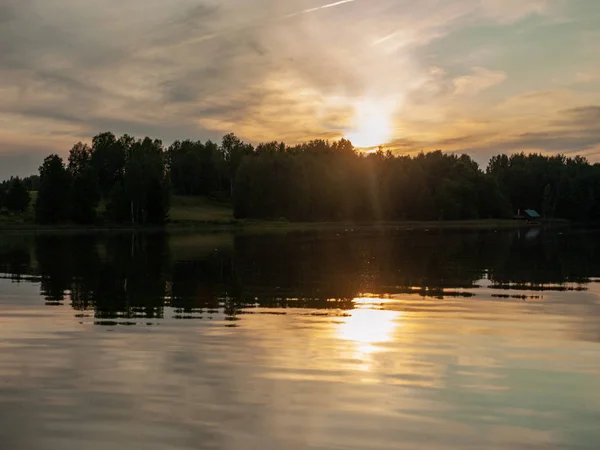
[{"x1": 524, "y1": 209, "x2": 540, "y2": 218}]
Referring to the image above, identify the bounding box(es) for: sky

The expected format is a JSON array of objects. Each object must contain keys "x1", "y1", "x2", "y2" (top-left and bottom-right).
[{"x1": 1, "y1": 0, "x2": 599, "y2": 178}]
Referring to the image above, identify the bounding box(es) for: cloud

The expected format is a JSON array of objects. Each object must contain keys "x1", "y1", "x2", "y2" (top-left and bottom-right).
[
  {"x1": 0, "y1": 0, "x2": 595, "y2": 174},
  {"x1": 453, "y1": 67, "x2": 507, "y2": 96},
  {"x1": 477, "y1": 0, "x2": 550, "y2": 23},
  {"x1": 411, "y1": 66, "x2": 507, "y2": 102},
  {"x1": 575, "y1": 71, "x2": 600, "y2": 84},
  {"x1": 385, "y1": 84, "x2": 600, "y2": 164},
  {"x1": 508, "y1": 105, "x2": 600, "y2": 155},
  {"x1": 559, "y1": 105, "x2": 600, "y2": 125}
]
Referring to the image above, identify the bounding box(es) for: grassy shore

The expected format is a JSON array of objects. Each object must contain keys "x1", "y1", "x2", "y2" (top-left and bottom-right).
[
  {"x1": 0, "y1": 194, "x2": 566, "y2": 233},
  {"x1": 166, "y1": 196, "x2": 568, "y2": 232}
]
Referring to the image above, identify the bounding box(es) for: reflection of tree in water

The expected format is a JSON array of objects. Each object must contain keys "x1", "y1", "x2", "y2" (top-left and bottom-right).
[
  {"x1": 90, "y1": 234, "x2": 169, "y2": 320},
  {"x1": 36, "y1": 236, "x2": 77, "y2": 304},
  {"x1": 0, "y1": 235, "x2": 32, "y2": 283},
  {"x1": 169, "y1": 253, "x2": 233, "y2": 313},
  {"x1": 32, "y1": 233, "x2": 170, "y2": 316},
  {"x1": 488, "y1": 229, "x2": 600, "y2": 287},
  {"x1": 231, "y1": 231, "x2": 484, "y2": 301},
  {"x1": 1, "y1": 229, "x2": 600, "y2": 322}
]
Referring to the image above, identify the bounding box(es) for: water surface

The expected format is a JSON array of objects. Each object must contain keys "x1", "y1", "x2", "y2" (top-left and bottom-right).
[{"x1": 1, "y1": 228, "x2": 599, "y2": 449}]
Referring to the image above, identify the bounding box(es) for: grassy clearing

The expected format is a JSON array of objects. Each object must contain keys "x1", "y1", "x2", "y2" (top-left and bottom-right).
[
  {"x1": 169, "y1": 196, "x2": 234, "y2": 225},
  {"x1": 0, "y1": 191, "x2": 37, "y2": 226},
  {"x1": 167, "y1": 196, "x2": 535, "y2": 232}
]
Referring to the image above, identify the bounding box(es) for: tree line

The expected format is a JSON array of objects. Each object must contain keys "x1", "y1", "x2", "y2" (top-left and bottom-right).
[
  {"x1": 4, "y1": 130, "x2": 600, "y2": 224},
  {"x1": 234, "y1": 141, "x2": 600, "y2": 221},
  {"x1": 32, "y1": 133, "x2": 170, "y2": 225},
  {"x1": 16, "y1": 131, "x2": 253, "y2": 225}
]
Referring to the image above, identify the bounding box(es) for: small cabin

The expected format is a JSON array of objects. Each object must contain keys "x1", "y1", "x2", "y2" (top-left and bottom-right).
[{"x1": 513, "y1": 209, "x2": 541, "y2": 222}]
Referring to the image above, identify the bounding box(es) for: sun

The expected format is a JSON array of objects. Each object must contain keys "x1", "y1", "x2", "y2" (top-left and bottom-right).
[{"x1": 345, "y1": 98, "x2": 395, "y2": 149}]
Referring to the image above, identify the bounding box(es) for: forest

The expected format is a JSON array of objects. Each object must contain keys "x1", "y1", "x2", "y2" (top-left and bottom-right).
[{"x1": 2, "y1": 131, "x2": 600, "y2": 224}]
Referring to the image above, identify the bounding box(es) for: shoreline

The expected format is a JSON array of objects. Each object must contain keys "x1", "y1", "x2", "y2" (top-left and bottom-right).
[{"x1": 0, "y1": 218, "x2": 570, "y2": 234}]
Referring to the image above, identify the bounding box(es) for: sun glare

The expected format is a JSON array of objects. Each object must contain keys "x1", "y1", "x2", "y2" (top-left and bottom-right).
[
  {"x1": 336, "y1": 307, "x2": 403, "y2": 371},
  {"x1": 345, "y1": 99, "x2": 395, "y2": 149},
  {"x1": 337, "y1": 308, "x2": 401, "y2": 348}
]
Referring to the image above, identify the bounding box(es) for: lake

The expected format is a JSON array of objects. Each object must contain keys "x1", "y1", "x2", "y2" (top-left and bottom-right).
[{"x1": 0, "y1": 227, "x2": 599, "y2": 449}]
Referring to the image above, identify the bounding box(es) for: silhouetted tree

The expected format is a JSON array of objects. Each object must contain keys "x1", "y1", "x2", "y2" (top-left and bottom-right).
[
  {"x1": 35, "y1": 155, "x2": 71, "y2": 224},
  {"x1": 90, "y1": 132, "x2": 126, "y2": 196},
  {"x1": 234, "y1": 144, "x2": 513, "y2": 222},
  {"x1": 167, "y1": 140, "x2": 221, "y2": 196},
  {"x1": 0, "y1": 184, "x2": 6, "y2": 210},
  {"x1": 68, "y1": 142, "x2": 92, "y2": 177},
  {"x1": 105, "y1": 136, "x2": 169, "y2": 225},
  {"x1": 146, "y1": 177, "x2": 170, "y2": 224},
  {"x1": 105, "y1": 182, "x2": 129, "y2": 224},
  {"x1": 22, "y1": 175, "x2": 40, "y2": 191},
  {"x1": 4, "y1": 177, "x2": 31, "y2": 213},
  {"x1": 221, "y1": 133, "x2": 254, "y2": 197},
  {"x1": 487, "y1": 152, "x2": 600, "y2": 220},
  {"x1": 71, "y1": 169, "x2": 101, "y2": 224}
]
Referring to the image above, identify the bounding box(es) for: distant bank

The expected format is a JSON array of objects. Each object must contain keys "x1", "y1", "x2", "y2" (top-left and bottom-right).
[{"x1": 0, "y1": 195, "x2": 568, "y2": 233}]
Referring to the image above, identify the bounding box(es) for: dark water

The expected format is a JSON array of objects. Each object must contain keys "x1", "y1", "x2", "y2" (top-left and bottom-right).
[{"x1": 1, "y1": 227, "x2": 600, "y2": 449}]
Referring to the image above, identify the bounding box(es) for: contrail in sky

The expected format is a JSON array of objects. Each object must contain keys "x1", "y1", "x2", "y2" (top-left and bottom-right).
[
  {"x1": 283, "y1": 0, "x2": 356, "y2": 18},
  {"x1": 157, "y1": 0, "x2": 358, "y2": 50}
]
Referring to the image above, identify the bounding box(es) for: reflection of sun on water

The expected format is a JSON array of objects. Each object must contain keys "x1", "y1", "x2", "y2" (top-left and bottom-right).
[
  {"x1": 337, "y1": 306, "x2": 402, "y2": 371},
  {"x1": 345, "y1": 99, "x2": 395, "y2": 149}
]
